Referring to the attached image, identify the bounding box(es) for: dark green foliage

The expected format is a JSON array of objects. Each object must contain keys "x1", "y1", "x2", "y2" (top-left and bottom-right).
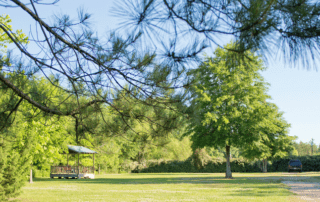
[
  {"x1": 134, "y1": 155, "x2": 320, "y2": 173},
  {"x1": 192, "y1": 149, "x2": 212, "y2": 170},
  {"x1": 0, "y1": 140, "x2": 31, "y2": 201},
  {"x1": 132, "y1": 158, "x2": 261, "y2": 173}
]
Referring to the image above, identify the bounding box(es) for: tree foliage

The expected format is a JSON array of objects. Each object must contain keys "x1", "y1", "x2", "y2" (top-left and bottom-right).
[
  {"x1": 115, "y1": 0, "x2": 320, "y2": 69},
  {"x1": 241, "y1": 103, "x2": 294, "y2": 160},
  {"x1": 293, "y1": 140, "x2": 320, "y2": 156},
  {"x1": 0, "y1": 0, "x2": 184, "y2": 124},
  {"x1": 185, "y1": 42, "x2": 290, "y2": 178}
]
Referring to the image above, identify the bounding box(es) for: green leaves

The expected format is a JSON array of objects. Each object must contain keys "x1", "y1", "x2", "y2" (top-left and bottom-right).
[
  {"x1": 185, "y1": 41, "x2": 292, "y2": 167},
  {"x1": 0, "y1": 14, "x2": 28, "y2": 51}
]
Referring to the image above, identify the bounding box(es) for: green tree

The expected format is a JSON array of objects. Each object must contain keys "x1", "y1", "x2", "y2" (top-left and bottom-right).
[
  {"x1": 240, "y1": 103, "x2": 294, "y2": 172},
  {"x1": 1, "y1": 4, "x2": 186, "y2": 176},
  {"x1": 101, "y1": 87, "x2": 185, "y2": 164},
  {"x1": 0, "y1": 14, "x2": 31, "y2": 201},
  {"x1": 186, "y1": 42, "x2": 273, "y2": 178},
  {"x1": 0, "y1": 1, "x2": 182, "y2": 127},
  {"x1": 1, "y1": 0, "x2": 319, "y2": 142},
  {"x1": 292, "y1": 140, "x2": 319, "y2": 156}
]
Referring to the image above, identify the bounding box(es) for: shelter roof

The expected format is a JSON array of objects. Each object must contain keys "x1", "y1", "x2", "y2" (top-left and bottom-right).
[{"x1": 67, "y1": 145, "x2": 97, "y2": 154}]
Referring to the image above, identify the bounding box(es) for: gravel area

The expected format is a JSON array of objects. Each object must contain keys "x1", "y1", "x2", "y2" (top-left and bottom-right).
[{"x1": 283, "y1": 181, "x2": 320, "y2": 201}]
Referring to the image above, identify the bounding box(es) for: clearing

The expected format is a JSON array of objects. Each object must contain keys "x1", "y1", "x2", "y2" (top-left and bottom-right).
[{"x1": 15, "y1": 172, "x2": 320, "y2": 202}]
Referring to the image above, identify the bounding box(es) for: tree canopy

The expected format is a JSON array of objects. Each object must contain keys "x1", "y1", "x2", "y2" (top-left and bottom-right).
[
  {"x1": 114, "y1": 0, "x2": 320, "y2": 69},
  {"x1": 185, "y1": 42, "x2": 292, "y2": 178}
]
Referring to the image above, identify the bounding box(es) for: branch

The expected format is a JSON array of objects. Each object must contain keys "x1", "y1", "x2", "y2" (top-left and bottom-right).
[{"x1": 0, "y1": 73, "x2": 64, "y2": 115}]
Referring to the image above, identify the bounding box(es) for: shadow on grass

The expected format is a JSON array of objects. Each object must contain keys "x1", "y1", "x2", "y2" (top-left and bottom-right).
[
  {"x1": 29, "y1": 175, "x2": 300, "y2": 198},
  {"x1": 34, "y1": 175, "x2": 286, "y2": 185}
]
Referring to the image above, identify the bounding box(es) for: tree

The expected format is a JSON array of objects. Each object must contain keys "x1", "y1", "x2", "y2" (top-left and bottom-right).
[
  {"x1": 1, "y1": 0, "x2": 319, "y2": 126},
  {"x1": 115, "y1": 0, "x2": 320, "y2": 69},
  {"x1": 97, "y1": 87, "x2": 185, "y2": 164},
  {"x1": 292, "y1": 140, "x2": 319, "y2": 156},
  {"x1": 0, "y1": 14, "x2": 32, "y2": 201},
  {"x1": 240, "y1": 103, "x2": 294, "y2": 172},
  {"x1": 0, "y1": 5, "x2": 189, "y2": 177},
  {"x1": 0, "y1": 0, "x2": 184, "y2": 125},
  {"x1": 310, "y1": 138, "x2": 315, "y2": 155},
  {"x1": 186, "y1": 42, "x2": 273, "y2": 178}
]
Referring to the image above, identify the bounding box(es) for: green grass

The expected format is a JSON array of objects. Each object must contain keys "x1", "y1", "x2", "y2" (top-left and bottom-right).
[{"x1": 15, "y1": 172, "x2": 320, "y2": 202}]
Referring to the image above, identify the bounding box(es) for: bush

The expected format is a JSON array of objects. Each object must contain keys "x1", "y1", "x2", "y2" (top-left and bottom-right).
[
  {"x1": 133, "y1": 155, "x2": 320, "y2": 173},
  {"x1": 132, "y1": 158, "x2": 261, "y2": 173}
]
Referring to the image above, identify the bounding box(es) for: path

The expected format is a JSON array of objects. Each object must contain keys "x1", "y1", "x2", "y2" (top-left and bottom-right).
[{"x1": 283, "y1": 181, "x2": 320, "y2": 201}]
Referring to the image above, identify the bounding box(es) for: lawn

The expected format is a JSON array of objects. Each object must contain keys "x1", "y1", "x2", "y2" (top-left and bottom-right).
[{"x1": 16, "y1": 172, "x2": 320, "y2": 202}]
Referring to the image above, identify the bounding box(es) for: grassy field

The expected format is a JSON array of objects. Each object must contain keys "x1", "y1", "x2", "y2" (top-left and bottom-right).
[{"x1": 16, "y1": 172, "x2": 320, "y2": 202}]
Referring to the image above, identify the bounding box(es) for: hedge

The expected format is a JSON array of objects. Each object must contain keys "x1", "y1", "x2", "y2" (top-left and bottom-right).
[
  {"x1": 132, "y1": 158, "x2": 261, "y2": 173},
  {"x1": 132, "y1": 155, "x2": 320, "y2": 173}
]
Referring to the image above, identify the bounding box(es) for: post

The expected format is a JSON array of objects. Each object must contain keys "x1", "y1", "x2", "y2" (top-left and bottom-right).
[
  {"x1": 93, "y1": 153, "x2": 95, "y2": 174},
  {"x1": 99, "y1": 164, "x2": 100, "y2": 175},
  {"x1": 29, "y1": 169, "x2": 33, "y2": 183},
  {"x1": 67, "y1": 154, "x2": 69, "y2": 166},
  {"x1": 78, "y1": 153, "x2": 80, "y2": 179}
]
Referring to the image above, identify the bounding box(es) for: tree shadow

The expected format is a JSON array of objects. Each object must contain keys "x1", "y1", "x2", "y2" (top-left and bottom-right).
[
  {"x1": 34, "y1": 175, "x2": 286, "y2": 185},
  {"x1": 29, "y1": 174, "x2": 300, "y2": 197}
]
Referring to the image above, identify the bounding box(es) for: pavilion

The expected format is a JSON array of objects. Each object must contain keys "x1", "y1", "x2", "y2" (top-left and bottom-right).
[{"x1": 50, "y1": 145, "x2": 97, "y2": 179}]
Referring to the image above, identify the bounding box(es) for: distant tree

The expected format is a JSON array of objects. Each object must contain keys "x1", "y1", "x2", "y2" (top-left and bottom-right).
[
  {"x1": 241, "y1": 103, "x2": 294, "y2": 172},
  {"x1": 310, "y1": 138, "x2": 315, "y2": 155},
  {"x1": 293, "y1": 141, "x2": 311, "y2": 156},
  {"x1": 185, "y1": 42, "x2": 272, "y2": 178},
  {"x1": 292, "y1": 140, "x2": 319, "y2": 156},
  {"x1": 100, "y1": 87, "x2": 185, "y2": 165}
]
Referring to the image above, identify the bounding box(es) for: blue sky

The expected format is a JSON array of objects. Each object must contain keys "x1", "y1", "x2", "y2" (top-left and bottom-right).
[{"x1": 3, "y1": 0, "x2": 320, "y2": 145}]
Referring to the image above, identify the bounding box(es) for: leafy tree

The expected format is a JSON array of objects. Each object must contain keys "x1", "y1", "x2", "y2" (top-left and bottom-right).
[
  {"x1": 292, "y1": 140, "x2": 319, "y2": 156},
  {"x1": 206, "y1": 146, "x2": 241, "y2": 160},
  {"x1": 0, "y1": 0, "x2": 183, "y2": 129},
  {"x1": 96, "y1": 87, "x2": 185, "y2": 165},
  {"x1": 1, "y1": 1, "x2": 319, "y2": 124},
  {"x1": 0, "y1": 14, "x2": 31, "y2": 201},
  {"x1": 185, "y1": 42, "x2": 273, "y2": 178},
  {"x1": 240, "y1": 103, "x2": 294, "y2": 172},
  {"x1": 0, "y1": 4, "x2": 187, "y2": 177}
]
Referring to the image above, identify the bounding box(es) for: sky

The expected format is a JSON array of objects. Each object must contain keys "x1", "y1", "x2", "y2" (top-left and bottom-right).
[{"x1": 2, "y1": 0, "x2": 320, "y2": 145}]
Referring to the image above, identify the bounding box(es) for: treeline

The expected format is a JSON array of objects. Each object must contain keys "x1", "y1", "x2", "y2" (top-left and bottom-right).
[
  {"x1": 292, "y1": 140, "x2": 320, "y2": 156},
  {"x1": 133, "y1": 154, "x2": 320, "y2": 173},
  {"x1": 0, "y1": 75, "x2": 192, "y2": 177}
]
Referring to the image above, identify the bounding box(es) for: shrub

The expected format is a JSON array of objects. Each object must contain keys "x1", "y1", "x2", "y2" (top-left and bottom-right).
[{"x1": 132, "y1": 158, "x2": 261, "y2": 173}]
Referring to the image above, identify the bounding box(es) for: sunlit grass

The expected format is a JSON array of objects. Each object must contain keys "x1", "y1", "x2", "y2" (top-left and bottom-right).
[{"x1": 16, "y1": 172, "x2": 320, "y2": 202}]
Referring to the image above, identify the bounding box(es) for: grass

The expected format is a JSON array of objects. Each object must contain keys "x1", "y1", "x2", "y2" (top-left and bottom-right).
[{"x1": 15, "y1": 172, "x2": 320, "y2": 202}]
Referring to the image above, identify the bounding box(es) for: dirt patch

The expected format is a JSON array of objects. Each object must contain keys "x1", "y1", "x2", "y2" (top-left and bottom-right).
[{"x1": 283, "y1": 181, "x2": 320, "y2": 201}]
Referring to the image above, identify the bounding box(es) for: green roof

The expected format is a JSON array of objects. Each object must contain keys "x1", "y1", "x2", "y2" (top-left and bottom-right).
[{"x1": 67, "y1": 145, "x2": 97, "y2": 154}]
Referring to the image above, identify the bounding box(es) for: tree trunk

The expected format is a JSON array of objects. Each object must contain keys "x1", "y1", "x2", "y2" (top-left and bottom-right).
[
  {"x1": 225, "y1": 145, "x2": 232, "y2": 178},
  {"x1": 75, "y1": 118, "x2": 79, "y2": 144},
  {"x1": 262, "y1": 159, "x2": 267, "y2": 173}
]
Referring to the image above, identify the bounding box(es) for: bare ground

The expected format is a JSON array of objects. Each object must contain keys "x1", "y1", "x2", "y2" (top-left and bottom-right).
[{"x1": 283, "y1": 180, "x2": 320, "y2": 201}]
